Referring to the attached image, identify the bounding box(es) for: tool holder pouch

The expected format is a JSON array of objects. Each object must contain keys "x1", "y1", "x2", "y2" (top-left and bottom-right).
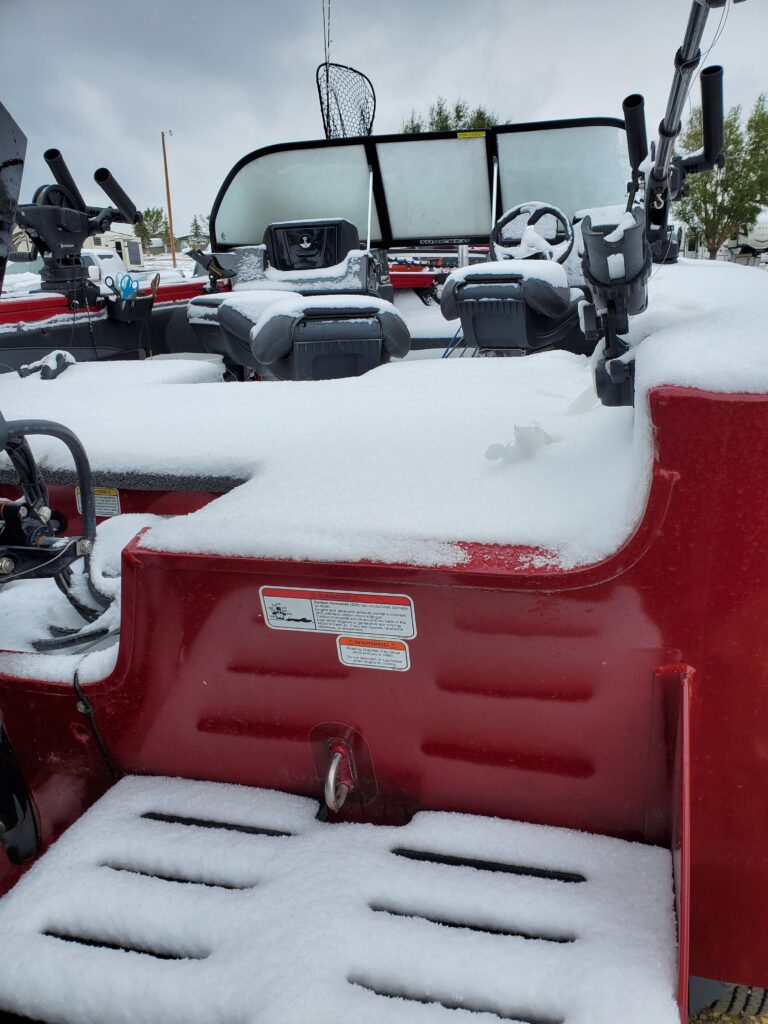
[{"x1": 107, "y1": 294, "x2": 154, "y2": 323}]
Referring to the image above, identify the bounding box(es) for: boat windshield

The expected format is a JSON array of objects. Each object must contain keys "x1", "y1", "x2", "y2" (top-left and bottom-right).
[{"x1": 211, "y1": 119, "x2": 630, "y2": 250}]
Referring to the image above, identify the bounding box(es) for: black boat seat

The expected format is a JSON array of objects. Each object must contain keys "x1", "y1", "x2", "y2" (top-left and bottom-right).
[
  {"x1": 248, "y1": 296, "x2": 411, "y2": 381},
  {"x1": 187, "y1": 290, "x2": 297, "y2": 372},
  {"x1": 441, "y1": 260, "x2": 592, "y2": 355},
  {"x1": 185, "y1": 292, "x2": 230, "y2": 325}
]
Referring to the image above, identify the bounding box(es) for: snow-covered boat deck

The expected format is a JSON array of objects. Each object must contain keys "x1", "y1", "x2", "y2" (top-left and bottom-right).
[
  {"x1": 1, "y1": 259, "x2": 767, "y2": 569},
  {"x1": 0, "y1": 775, "x2": 679, "y2": 1024}
]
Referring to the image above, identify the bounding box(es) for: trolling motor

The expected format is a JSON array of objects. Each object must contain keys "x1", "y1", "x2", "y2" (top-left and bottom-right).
[
  {"x1": 0, "y1": 409, "x2": 112, "y2": 649},
  {"x1": 11, "y1": 151, "x2": 143, "y2": 309}
]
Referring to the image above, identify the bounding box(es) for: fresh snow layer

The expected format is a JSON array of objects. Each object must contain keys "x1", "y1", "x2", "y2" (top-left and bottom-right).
[
  {"x1": 0, "y1": 513, "x2": 164, "y2": 682},
  {"x1": 1, "y1": 260, "x2": 766, "y2": 569},
  {"x1": 448, "y1": 259, "x2": 568, "y2": 287},
  {"x1": 0, "y1": 775, "x2": 679, "y2": 1024}
]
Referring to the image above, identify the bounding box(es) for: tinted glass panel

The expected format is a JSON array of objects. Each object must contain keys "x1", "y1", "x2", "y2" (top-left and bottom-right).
[
  {"x1": 215, "y1": 145, "x2": 379, "y2": 247},
  {"x1": 376, "y1": 137, "x2": 491, "y2": 241},
  {"x1": 497, "y1": 126, "x2": 630, "y2": 220}
]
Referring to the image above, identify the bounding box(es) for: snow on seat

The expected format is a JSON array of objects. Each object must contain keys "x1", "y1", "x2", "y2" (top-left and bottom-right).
[{"x1": 0, "y1": 776, "x2": 679, "y2": 1024}]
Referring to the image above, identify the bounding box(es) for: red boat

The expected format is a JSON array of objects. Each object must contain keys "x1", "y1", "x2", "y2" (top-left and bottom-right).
[{"x1": 0, "y1": 2, "x2": 764, "y2": 1021}]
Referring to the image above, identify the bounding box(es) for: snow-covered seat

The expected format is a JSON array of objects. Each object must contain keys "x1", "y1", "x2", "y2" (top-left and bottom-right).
[
  {"x1": 441, "y1": 260, "x2": 592, "y2": 356},
  {"x1": 0, "y1": 776, "x2": 680, "y2": 1024},
  {"x1": 248, "y1": 293, "x2": 411, "y2": 381}
]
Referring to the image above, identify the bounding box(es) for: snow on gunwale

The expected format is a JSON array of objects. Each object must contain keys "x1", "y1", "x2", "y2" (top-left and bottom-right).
[{"x1": 0, "y1": 259, "x2": 766, "y2": 571}]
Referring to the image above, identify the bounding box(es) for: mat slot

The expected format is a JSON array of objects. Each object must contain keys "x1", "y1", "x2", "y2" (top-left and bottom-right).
[
  {"x1": 141, "y1": 811, "x2": 292, "y2": 837},
  {"x1": 102, "y1": 862, "x2": 256, "y2": 890},
  {"x1": 43, "y1": 930, "x2": 207, "y2": 961},
  {"x1": 392, "y1": 847, "x2": 586, "y2": 883},
  {"x1": 369, "y1": 904, "x2": 575, "y2": 943},
  {"x1": 349, "y1": 977, "x2": 564, "y2": 1024}
]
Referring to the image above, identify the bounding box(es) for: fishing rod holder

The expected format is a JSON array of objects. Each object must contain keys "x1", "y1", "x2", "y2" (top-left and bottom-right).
[
  {"x1": 621, "y1": 0, "x2": 746, "y2": 263},
  {"x1": 14, "y1": 149, "x2": 143, "y2": 308},
  {"x1": 581, "y1": 209, "x2": 652, "y2": 407}
]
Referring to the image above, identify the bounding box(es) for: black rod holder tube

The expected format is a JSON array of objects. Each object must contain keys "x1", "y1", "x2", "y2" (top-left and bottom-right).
[
  {"x1": 623, "y1": 94, "x2": 648, "y2": 173},
  {"x1": 43, "y1": 148, "x2": 86, "y2": 211},
  {"x1": 93, "y1": 167, "x2": 141, "y2": 224},
  {"x1": 701, "y1": 64, "x2": 724, "y2": 165},
  {"x1": 652, "y1": 0, "x2": 711, "y2": 185}
]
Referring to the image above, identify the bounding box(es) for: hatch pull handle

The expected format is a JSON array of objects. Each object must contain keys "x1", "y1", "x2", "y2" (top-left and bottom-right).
[{"x1": 325, "y1": 740, "x2": 356, "y2": 813}]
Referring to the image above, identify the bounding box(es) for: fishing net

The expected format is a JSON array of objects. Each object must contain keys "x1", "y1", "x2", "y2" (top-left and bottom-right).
[{"x1": 316, "y1": 62, "x2": 376, "y2": 139}]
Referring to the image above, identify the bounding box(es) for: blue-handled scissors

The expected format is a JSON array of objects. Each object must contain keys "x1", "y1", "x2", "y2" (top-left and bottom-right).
[{"x1": 105, "y1": 273, "x2": 140, "y2": 299}]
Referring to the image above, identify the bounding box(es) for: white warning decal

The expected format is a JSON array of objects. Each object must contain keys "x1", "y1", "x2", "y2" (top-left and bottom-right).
[
  {"x1": 75, "y1": 486, "x2": 121, "y2": 518},
  {"x1": 337, "y1": 636, "x2": 410, "y2": 672},
  {"x1": 260, "y1": 587, "x2": 416, "y2": 638}
]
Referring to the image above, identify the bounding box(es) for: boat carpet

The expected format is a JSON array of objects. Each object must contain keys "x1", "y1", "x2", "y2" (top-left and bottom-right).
[{"x1": 0, "y1": 776, "x2": 679, "y2": 1024}]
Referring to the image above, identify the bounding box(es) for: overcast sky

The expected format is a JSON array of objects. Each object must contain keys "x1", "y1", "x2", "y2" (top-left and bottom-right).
[{"x1": 2, "y1": 0, "x2": 766, "y2": 232}]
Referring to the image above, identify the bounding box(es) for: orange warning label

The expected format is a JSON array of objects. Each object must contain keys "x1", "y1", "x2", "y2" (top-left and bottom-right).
[{"x1": 336, "y1": 635, "x2": 410, "y2": 671}]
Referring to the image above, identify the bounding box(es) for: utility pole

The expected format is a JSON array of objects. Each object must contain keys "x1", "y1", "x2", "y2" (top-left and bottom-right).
[{"x1": 161, "y1": 130, "x2": 177, "y2": 268}]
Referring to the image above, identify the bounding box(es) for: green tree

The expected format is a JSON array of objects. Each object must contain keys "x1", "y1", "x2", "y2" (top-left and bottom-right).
[
  {"x1": 676, "y1": 94, "x2": 768, "y2": 259},
  {"x1": 188, "y1": 214, "x2": 205, "y2": 248},
  {"x1": 133, "y1": 207, "x2": 165, "y2": 249},
  {"x1": 402, "y1": 96, "x2": 502, "y2": 134}
]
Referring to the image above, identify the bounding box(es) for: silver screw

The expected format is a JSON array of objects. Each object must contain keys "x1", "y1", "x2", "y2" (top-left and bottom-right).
[
  {"x1": 0, "y1": 558, "x2": 14, "y2": 575},
  {"x1": 76, "y1": 701, "x2": 87, "y2": 714}
]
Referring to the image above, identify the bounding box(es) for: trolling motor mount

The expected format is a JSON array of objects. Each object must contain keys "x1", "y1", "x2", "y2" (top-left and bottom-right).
[
  {"x1": 13, "y1": 150, "x2": 143, "y2": 309},
  {"x1": 0, "y1": 409, "x2": 98, "y2": 587}
]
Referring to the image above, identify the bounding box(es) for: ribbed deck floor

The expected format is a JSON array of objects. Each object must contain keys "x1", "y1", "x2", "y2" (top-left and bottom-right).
[{"x1": 0, "y1": 777, "x2": 679, "y2": 1024}]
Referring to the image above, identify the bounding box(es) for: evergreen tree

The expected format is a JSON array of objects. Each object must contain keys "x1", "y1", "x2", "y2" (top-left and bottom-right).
[
  {"x1": 402, "y1": 96, "x2": 502, "y2": 134},
  {"x1": 134, "y1": 207, "x2": 165, "y2": 249},
  {"x1": 189, "y1": 215, "x2": 205, "y2": 248},
  {"x1": 676, "y1": 94, "x2": 768, "y2": 259}
]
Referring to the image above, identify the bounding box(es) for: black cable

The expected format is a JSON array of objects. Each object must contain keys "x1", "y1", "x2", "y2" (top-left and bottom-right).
[{"x1": 72, "y1": 666, "x2": 120, "y2": 780}]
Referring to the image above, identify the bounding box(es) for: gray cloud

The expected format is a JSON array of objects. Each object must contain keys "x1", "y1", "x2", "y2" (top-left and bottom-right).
[{"x1": 2, "y1": 0, "x2": 766, "y2": 232}]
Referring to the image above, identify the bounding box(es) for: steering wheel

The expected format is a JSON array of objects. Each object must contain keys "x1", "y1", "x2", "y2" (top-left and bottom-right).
[{"x1": 490, "y1": 201, "x2": 574, "y2": 264}]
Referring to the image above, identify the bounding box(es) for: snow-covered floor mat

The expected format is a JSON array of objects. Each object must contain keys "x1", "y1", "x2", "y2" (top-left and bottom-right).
[{"x1": 0, "y1": 776, "x2": 679, "y2": 1024}]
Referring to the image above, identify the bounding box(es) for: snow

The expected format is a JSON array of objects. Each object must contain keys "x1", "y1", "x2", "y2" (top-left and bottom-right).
[
  {"x1": 2, "y1": 354, "x2": 225, "y2": 390},
  {"x1": 234, "y1": 246, "x2": 369, "y2": 292},
  {"x1": 249, "y1": 292, "x2": 405, "y2": 338},
  {"x1": 447, "y1": 259, "x2": 568, "y2": 288},
  {"x1": 604, "y1": 212, "x2": 637, "y2": 245},
  {"x1": 0, "y1": 775, "x2": 679, "y2": 1024},
  {"x1": 1, "y1": 260, "x2": 766, "y2": 572},
  {"x1": 394, "y1": 290, "x2": 456, "y2": 342},
  {"x1": 0, "y1": 513, "x2": 164, "y2": 683},
  {"x1": 607, "y1": 253, "x2": 626, "y2": 280}
]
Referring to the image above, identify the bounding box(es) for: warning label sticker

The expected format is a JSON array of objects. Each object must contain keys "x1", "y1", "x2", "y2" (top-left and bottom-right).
[
  {"x1": 75, "y1": 486, "x2": 121, "y2": 518},
  {"x1": 337, "y1": 636, "x2": 410, "y2": 672},
  {"x1": 260, "y1": 587, "x2": 416, "y2": 638}
]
